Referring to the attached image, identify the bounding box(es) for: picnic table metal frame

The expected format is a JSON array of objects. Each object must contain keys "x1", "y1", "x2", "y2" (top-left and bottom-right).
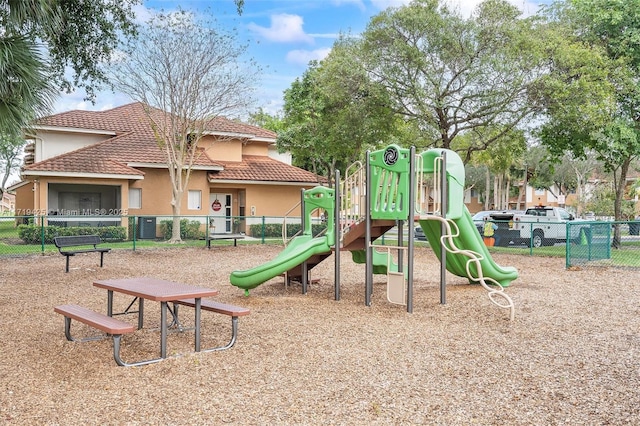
[{"x1": 93, "y1": 277, "x2": 218, "y2": 360}]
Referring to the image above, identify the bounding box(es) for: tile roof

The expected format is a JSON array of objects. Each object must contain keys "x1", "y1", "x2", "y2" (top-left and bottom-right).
[
  {"x1": 22, "y1": 103, "x2": 304, "y2": 180},
  {"x1": 35, "y1": 102, "x2": 277, "y2": 139},
  {"x1": 209, "y1": 156, "x2": 323, "y2": 184}
]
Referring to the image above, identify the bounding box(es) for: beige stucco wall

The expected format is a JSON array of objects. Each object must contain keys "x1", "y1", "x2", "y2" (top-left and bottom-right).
[
  {"x1": 34, "y1": 130, "x2": 111, "y2": 162},
  {"x1": 203, "y1": 138, "x2": 242, "y2": 162},
  {"x1": 129, "y1": 169, "x2": 213, "y2": 216},
  {"x1": 14, "y1": 182, "x2": 35, "y2": 218},
  {"x1": 209, "y1": 182, "x2": 313, "y2": 217},
  {"x1": 241, "y1": 142, "x2": 269, "y2": 156}
]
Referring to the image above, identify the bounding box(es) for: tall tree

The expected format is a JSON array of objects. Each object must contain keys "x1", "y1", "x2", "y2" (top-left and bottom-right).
[
  {"x1": 0, "y1": 133, "x2": 24, "y2": 198},
  {"x1": 111, "y1": 9, "x2": 259, "y2": 242},
  {"x1": 0, "y1": 0, "x2": 140, "y2": 131},
  {"x1": 0, "y1": 0, "x2": 139, "y2": 196},
  {"x1": 360, "y1": 0, "x2": 542, "y2": 158},
  {"x1": 279, "y1": 36, "x2": 397, "y2": 186},
  {"x1": 248, "y1": 109, "x2": 285, "y2": 134},
  {"x1": 471, "y1": 128, "x2": 526, "y2": 209},
  {"x1": 536, "y1": 0, "x2": 640, "y2": 245}
]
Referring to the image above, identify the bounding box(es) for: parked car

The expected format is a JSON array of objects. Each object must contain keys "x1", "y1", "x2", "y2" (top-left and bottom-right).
[{"x1": 471, "y1": 210, "x2": 525, "y2": 237}]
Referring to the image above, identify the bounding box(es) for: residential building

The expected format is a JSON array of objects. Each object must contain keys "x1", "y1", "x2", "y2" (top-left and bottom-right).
[
  {"x1": 11, "y1": 102, "x2": 323, "y2": 237},
  {"x1": 1, "y1": 191, "x2": 15, "y2": 213}
]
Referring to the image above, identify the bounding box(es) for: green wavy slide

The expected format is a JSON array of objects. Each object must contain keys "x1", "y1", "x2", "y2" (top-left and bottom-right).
[
  {"x1": 418, "y1": 207, "x2": 518, "y2": 287},
  {"x1": 229, "y1": 234, "x2": 331, "y2": 294}
]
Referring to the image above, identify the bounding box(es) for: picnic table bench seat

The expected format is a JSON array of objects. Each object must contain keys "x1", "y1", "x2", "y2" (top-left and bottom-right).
[
  {"x1": 54, "y1": 235, "x2": 111, "y2": 272},
  {"x1": 54, "y1": 304, "x2": 166, "y2": 367},
  {"x1": 172, "y1": 299, "x2": 250, "y2": 351}
]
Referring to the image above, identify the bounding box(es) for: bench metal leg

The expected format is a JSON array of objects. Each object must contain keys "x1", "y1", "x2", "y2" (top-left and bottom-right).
[
  {"x1": 61, "y1": 315, "x2": 164, "y2": 367},
  {"x1": 200, "y1": 316, "x2": 239, "y2": 352},
  {"x1": 65, "y1": 255, "x2": 70, "y2": 273},
  {"x1": 112, "y1": 335, "x2": 164, "y2": 367},
  {"x1": 62, "y1": 316, "x2": 107, "y2": 342},
  {"x1": 100, "y1": 252, "x2": 105, "y2": 267},
  {"x1": 170, "y1": 307, "x2": 241, "y2": 352}
]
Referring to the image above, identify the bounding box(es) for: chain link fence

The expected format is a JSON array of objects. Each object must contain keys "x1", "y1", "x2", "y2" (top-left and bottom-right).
[
  {"x1": 567, "y1": 221, "x2": 640, "y2": 268},
  {"x1": 0, "y1": 214, "x2": 308, "y2": 256},
  {"x1": 4, "y1": 214, "x2": 638, "y2": 269},
  {"x1": 482, "y1": 217, "x2": 640, "y2": 268}
]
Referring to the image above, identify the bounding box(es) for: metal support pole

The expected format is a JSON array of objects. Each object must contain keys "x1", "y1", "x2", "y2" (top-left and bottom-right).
[
  {"x1": 334, "y1": 169, "x2": 341, "y2": 301},
  {"x1": 440, "y1": 151, "x2": 447, "y2": 305},
  {"x1": 194, "y1": 298, "x2": 201, "y2": 352},
  {"x1": 407, "y1": 146, "x2": 416, "y2": 313},
  {"x1": 398, "y1": 220, "x2": 404, "y2": 271},
  {"x1": 365, "y1": 151, "x2": 372, "y2": 306},
  {"x1": 300, "y1": 189, "x2": 308, "y2": 294},
  {"x1": 160, "y1": 301, "x2": 167, "y2": 358}
]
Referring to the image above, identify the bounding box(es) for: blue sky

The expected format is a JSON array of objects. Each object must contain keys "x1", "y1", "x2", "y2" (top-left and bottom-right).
[{"x1": 55, "y1": 0, "x2": 549, "y2": 116}]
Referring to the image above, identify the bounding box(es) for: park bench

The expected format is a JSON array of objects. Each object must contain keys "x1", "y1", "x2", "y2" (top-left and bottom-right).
[
  {"x1": 205, "y1": 233, "x2": 245, "y2": 248},
  {"x1": 54, "y1": 304, "x2": 137, "y2": 367},
  {"x1": 172, "y1": 299, "x2": 250, "y2": 351},
  {"x1": 53, "y1": 235, "x2": 111, "y2": 272}
]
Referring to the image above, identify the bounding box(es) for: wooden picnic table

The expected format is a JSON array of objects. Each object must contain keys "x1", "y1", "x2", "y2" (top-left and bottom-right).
[{"x1": 93, "y1": 277, "x2": 219, "y2": 359}]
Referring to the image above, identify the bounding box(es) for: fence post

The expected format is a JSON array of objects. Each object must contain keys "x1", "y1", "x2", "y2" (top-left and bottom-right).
[
  {"x1": 40, "y1": 215, "x2": 45, "y2": 254},
  {"x1": 566, "y1": 222, "x2": 571, "y2": 268},
  {"x1": 261, "y1": 216, "x2": 265, "y2": 244},
  {"x1": 132, "y1": 215, "x2": 137, "y2": 251}
]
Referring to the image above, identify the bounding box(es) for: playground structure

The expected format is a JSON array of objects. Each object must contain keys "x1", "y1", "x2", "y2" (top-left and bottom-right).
[{"x1": 230, "y1": 145, "x2": 517, "y2": 320}]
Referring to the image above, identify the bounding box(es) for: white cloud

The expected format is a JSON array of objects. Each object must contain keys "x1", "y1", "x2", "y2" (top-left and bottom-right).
[
  {"x1": 308, "y1": 33, "x2": 341, "y2": 39},
  {"x1": 54, "y1": 89, "x2": 133, "y2": 114},
  {"x1": 285, "y1": 48, "x2": 332, "y2": 65},
  {"x1": 447, "y1": 0, "x2": 544, "y2": 17},
  {"x1": 248, "y1": 14, "x2": 314, "y2": 44},
  {"x1": 370, "y1": 0, "x2": 543, "y2": 16},
  {"x1": 370, "y1": 0, "x2": 411, "y2": 9},
  {"x1": 131, "y1": 4, "x2": 155, "y2": 24},
  {"x1": 332, "y1": 0, "x2": 366, "y2": 11}
]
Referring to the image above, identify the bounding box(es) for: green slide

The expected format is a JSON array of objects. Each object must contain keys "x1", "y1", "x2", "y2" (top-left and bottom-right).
[
  {"x1": 418, "y1": 148, "x2": 517, "y2": 287},
  {"x1": 418, "y1": 207, "x2": 518, "y2": 287},
  {"x1": 230, "y1": 234, "x2": 331, "y2": 294},
  {"x1": 350, "y1": 249, "x2": 399, "y2": 275}
]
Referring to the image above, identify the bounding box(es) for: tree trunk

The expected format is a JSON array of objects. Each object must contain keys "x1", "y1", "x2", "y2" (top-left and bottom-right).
[
  {"x1": 484, "y1": 169, "x2": 491, "y2": 210},
  {"x1": 493, "y1": 175, "x2": 499, "y2": 209},
  {"x1": 505, "y1": 176, "x2": 511, "y2": 210},
  {"x1": 170, "y1": 187, "x2": 184, "y2": 243},
  {"x1": 517, "y1": 167, "x2": 527, "y2": 210},
  {"x1": 575, "y1": 174, "x2": 584, "y2": 217},
  {"x1": 612, "y1": 157, "x2": 632, "y2": 248}
]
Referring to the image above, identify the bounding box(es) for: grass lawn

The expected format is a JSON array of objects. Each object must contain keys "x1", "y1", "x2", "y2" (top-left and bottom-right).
[{"x1": 1, "y1": 217, "x2": 639, "y2": 268}]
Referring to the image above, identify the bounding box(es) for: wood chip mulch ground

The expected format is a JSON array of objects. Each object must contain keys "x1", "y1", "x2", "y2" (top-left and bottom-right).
[{"x1": 0, "y1": 244, "x2": 638, "y2": 425}]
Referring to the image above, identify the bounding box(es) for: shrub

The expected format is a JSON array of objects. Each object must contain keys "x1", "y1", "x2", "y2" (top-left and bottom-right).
[
  {"x1": 17, "y1": 225, "x2": 126, "y2": 244},
  {"x1": 159, "y1": 219, "x2": 204, "y2": 240},
  {"x1": 249, "y1": 223, "x2": 326, "y2": 238}
]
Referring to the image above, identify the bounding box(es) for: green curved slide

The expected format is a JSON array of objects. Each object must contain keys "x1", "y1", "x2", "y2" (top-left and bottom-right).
[
  {"x1": 231, "y1": 185, "x2": 335, "y2": 295},
  {"x1": 230, "y1": 234, "x2": 331, "y2": 294},
  {"x1": 418, "y1": 148, "x2": 517, "y2": 287},
  {"x1": 418, "y1": 207, "x2": 518, "y2": 287}
]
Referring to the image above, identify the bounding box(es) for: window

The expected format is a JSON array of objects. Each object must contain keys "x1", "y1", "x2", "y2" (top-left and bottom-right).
[
  {"x1": 129, "y1": 188, "x2": 141, "y2": 209},
  {"x1": 188, "y1": 190, "x2": 201, "y2": 210}
]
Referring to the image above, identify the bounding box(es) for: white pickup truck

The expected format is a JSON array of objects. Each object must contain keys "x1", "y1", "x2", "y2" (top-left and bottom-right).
[{"x1": 489, "y1": 206, "x2": 585, "y2": 248}]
